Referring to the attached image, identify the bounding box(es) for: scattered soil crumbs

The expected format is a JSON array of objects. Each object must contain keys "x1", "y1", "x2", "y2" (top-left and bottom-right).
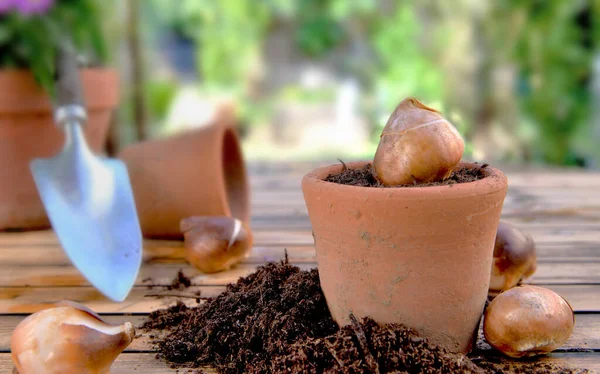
[
  {"x1": 143, "y1": 271, "x2": 202, "y2": 300},
  {"x1": 143, "y1": 261, "x2": 589, "y2": 374},
  {"x1": 168, "y1": 270, "x2": 192, "y2": 290},
  {"x1": 325, "y1": 163, "x2": 487, "y2": 188}
]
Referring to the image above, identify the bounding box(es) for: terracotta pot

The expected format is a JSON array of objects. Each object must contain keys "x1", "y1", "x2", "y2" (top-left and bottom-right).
[
  {"x1": 0, "y1": 69, "x2": 119, "y2": 231},
  {"x1": 118, "y1": 123, "x2": 250, "y2": 239},
  {"x1": 301, "y1": 161, "x2": 508, "y2": 354}
]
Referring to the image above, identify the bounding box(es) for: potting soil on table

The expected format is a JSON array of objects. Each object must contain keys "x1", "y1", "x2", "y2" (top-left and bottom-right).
[
  {"x1": 324, "y1": 163, "x2": 487, "y2": 187},
  {"x1": 143, "y1": 260, "x2": 588, "y2": 374}
]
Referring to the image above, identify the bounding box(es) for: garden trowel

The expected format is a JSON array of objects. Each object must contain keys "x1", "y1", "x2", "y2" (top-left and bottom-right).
[{"x1": 29, "y1": 42, "x2": 142, "y2": 302}]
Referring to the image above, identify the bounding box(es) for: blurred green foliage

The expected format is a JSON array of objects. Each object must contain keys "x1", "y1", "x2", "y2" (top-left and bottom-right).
[
  {"x1": 369, "y1": 2, "x2": 444, "y2": 122},
  {"x1": 143, "y1": 0, "x2": 600, "y2": 166},
  {"x1": 149, "y1": 0, "x2": 271, "y2": 88},
  {"x1": 0, "y1": 0, "x2": 108, "y2": 97},
  {"x1": 280, "y1": 86, "x2": 337, "y2": 103},
  {"x1": 146, "y1": 79, "x2": 178, "y2": 120},
  {"x1": 294, "y1": 0, "x2": 345, "y2": 57},
  {"x1": 492, "y1": 0, "x2": 594, "y2": 165}
]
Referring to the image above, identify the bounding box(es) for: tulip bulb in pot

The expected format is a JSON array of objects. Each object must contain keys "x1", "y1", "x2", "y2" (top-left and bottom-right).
[{"x1": 373, "y1": 97, "x2": 465, "y2": 186}]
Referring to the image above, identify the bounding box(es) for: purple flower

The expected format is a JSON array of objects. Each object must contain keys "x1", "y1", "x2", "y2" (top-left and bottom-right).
[
  {"x1": 0, "y1": 0, "x2": 15, "y2": 14},
  {"x1": 14, "y1": 0, "x2": 54, "y2": 15}
]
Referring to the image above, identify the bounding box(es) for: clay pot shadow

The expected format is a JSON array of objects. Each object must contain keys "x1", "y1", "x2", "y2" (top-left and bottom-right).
[
  {"x1": 118, "y1": 122, "x2": 250, "y2": 239},
  {"x1": 301, "y1": 161, "x2": 508, "y2": 354}
]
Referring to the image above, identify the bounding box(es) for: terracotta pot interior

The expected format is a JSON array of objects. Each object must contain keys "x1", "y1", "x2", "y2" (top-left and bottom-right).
[{"x1": 222, "y1": 127, "x2": 249, "y2": 222}]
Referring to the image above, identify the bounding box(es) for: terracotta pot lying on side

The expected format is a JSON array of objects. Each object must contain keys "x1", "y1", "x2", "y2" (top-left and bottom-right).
[
  {"x1": 301, "y1": 161, "x2": 508, "y2": 354},
  {"x1": 0, "y1": 69, "x2": 118, "y2": 231},
  {"x1": 118, "y1": 123, "x2": 250, "y2": 239}
]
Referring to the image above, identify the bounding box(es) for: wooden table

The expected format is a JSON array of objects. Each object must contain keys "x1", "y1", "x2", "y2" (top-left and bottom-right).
[{"x1": 1, "y1": 161, "x2": 599, "y2": 373}]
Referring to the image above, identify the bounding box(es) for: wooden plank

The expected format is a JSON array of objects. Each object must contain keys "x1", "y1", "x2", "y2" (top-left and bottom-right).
[
  {"x1": 0, "y1": 284, "x2": 597, "y2": 315},
  {"x1": 248, "y1": 188, "x2": 600, "y2": 202},
  {"x1": 1, "y1": 313, "x2": 599, "y2": 353},
  {"x1": 1, "y1": 352, "x2": 596, "y2": 374},
  {"x1": 228, "y1": 212, "x2": 600, "y2": 228},
  {"x1": 0, "y1": 263, "x2": 317, "y2": 288},
  {"x1": 0, "y1": 260, "x2": 597, "y2": 288},
  {"x1": 0, "y1": 230, "x2": 317, "y2": 247},
  {"x1": 0, "y1": 244, "x2": 317, "y2": 267},
  {"x1": 256, "y1": 212, "x2": 600, "y2": 228},
  {"x1": 0, "y1": 352, "x2": 216, "y2": 373},
  {"x1": 1, "y1": 239, "x2": 596, "y2": 267},
  {"x1": 475, "y1": 352, "x2": 600, "y2": 371},
  {"x1": 249, "y1": 174, "x2": 600, "y2": 191},
  {"x1": 2, "y1": 222, "x2": 600, "y2": 247},
  {"x1": 248, "y1": 174, "x2": 600, "y2": 191},
  {"x1": 263, "y1": 207, "x2": 600, "y2": 224},
  {"x1": 247, "y1": 161, "x2": 600, "y2": 177},
  {"x1": 0, "y1": 286, "x2": 219, "y2": 314},
  {"x1": 247, "y1": 187, "x2": 600, "y2": 217},
  {"x1": 250, "y1": 190, "x2": 598, "y2": 206},
  {"x1": 1, "y1": 352, "x2": 600, "y2": 374}
]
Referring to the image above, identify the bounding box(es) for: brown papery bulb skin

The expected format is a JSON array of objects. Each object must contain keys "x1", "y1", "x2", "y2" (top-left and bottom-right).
[
  {"x1": 489, "y1": 221, "x2": 537, "y2": 297},
  {"x1": 11, "y1": 301, "x2": 135, "y2": 374},
  {"x1": 181, "y1": 216, "x2": 253, "y2": 274},
  {"x1": 483, "y1": 285, "x2": 574, "y2": 358},
  {"x1": 373, "y1": 97, "x2": 464, "y2": 186}
]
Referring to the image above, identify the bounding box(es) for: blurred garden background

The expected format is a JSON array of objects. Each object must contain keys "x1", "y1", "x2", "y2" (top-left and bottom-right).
[{"x1": 4, "y1": 0, "x2": 600, "y2": 167}]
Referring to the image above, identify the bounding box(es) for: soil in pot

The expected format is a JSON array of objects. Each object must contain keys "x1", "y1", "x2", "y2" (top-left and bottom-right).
[
  {"x1": 142, "y1": 261, "x2": 588, "y2": 374},
  {"x1": 325, "y1": 161, "x2": 488, "y2": 187}
]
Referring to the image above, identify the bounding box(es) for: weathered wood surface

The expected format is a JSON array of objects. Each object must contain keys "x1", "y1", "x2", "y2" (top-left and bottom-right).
[{"x1": 1, "y1": 161, "x2": 599, "y2": 372}]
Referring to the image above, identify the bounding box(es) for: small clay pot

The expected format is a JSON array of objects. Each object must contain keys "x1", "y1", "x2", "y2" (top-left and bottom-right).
[
  {"x1": 301, "y1": 161, "x2": 508, "y2": 354},
  {"x1": 118, "y1": 123, "x2": 250, "y2": 239},
  {"x1": 0, "y1": 69, "x2": 118, "y2": 231}
]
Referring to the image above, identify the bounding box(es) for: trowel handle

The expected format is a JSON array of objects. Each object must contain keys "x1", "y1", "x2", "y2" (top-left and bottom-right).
[
  {"x1": 54, "y1": 41, "x2": 87, "y2": 127},
  {"x1": 54, "y1": 41, "x2": 85, "y2": 109}
]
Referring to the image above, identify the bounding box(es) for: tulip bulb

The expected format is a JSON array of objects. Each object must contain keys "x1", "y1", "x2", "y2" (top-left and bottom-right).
[
  {"x1": 483, "y1": 285, "x2": 574, "y2": 358},
  {"x1": 181, "y1": 216, "x2": 253, "y2": 273},
  {"x1": 373, "y1": 97, "x2": 464, "y2": 186},
  {"x1": 489, "y1": 221, "x2": 537, "y2": 297},
  {"x1": 11, "y1": 301, "x2": 135, "y2": 374}
]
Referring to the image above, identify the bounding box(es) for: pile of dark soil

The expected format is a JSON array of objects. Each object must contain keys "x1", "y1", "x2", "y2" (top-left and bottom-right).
[
  {"x1": 143, "y1": 261, "x2": 589, "y2": 374},
  {"x1": 143, "y1": 261, "x2": 337, "y2": 373},
  {"x1": 324, "y1": 162, "x2": 487, "y2": 187}
]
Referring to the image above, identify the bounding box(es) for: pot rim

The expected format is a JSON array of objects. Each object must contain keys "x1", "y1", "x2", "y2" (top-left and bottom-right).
[
  {"x1": 302, "y1": 160, "x2": 507, "y2": 199},
  {"x1": 0, "y1": 68, "x2": 119, "y2": 113}
]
